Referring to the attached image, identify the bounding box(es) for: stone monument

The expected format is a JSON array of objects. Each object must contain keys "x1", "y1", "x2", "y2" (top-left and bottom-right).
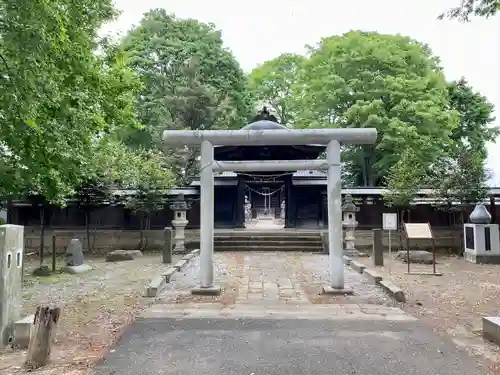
[
  {"x1": 342, "y1": 194, "x2": 360, "y2": 257},
  {"x1": 464, "y1": 203, "x2": 500, "y2": 264},
  {"x1": 170, "y1": 194, "x2": 191, "y2": 254},
  {"x1": 281, "y1": 199, "x2": 286, "y2": 220},
  {"x1": 0, "y1": 224, "x2": 23, "y2": 346},
  {"x1": 64, "y1": 238, "x2": 92, "y2": 274},
  {"x1": 163, "y1": 227, "x2": 173, "y2": 263}
]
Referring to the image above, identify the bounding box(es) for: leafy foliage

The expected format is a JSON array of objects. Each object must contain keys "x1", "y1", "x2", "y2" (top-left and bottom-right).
[
  {"x1": 439, "y1": 0, "x2": 500, "y2": 20},
  {"x1": 447, "y1": 78, "x2": 498, "y2": 160},
  {"x1": 296, "y1": 31, "x2": 459, "y2": 186},
  {"x1": 247, "y1": 54, "x2": 306, "y2": 125},
  {"x1": 0, "y1": 0, "x2": 140, "y2": 204},
  {"x1": 427, "y1": 148, "x2": 491, "y2": 208},
  {"x1": 383, "y1": 148, "x2": 427, "y2": 207},
  {"x1": 118, "y1": 10, "x2": 252, "y2": 151}
]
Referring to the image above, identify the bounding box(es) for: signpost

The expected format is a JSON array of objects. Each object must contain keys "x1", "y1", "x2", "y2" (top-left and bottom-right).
[
  {"x1": 403, "y1": 222, "x2": 442, "y2": 276},
  {"x1": 382, "y1": 213, "x2": 398, "y2": 270}
]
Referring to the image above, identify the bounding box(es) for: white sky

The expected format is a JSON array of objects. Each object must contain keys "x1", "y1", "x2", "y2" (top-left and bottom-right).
[{"x1": 102, "y1": 0, "x2": 500, "y2": 185}]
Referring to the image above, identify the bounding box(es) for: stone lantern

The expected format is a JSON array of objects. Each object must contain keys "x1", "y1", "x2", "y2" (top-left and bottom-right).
[
  {"x1": 244, "y1": 195, "x2": 252, "y2": 224},
  {"x1": 170, "y1": 194, "x2": 191, "y2": 254},
  {"x1": 342, "y1": 194, "x2": 360, "y2": 256}
]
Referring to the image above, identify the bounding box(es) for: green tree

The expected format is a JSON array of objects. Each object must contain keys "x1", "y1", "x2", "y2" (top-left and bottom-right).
[
  {"x1": 0, "y1": 0, "x2": 140, "y2": 203},
  {"x1": 119, "y1": 9, "x2": 252, "y2": 153},
  {"x1": 427, "y1": 148, "x2": 491, "y2": 208},
  {"x1": 162, "y1": 59, "x2": 240, "y2": 184},
  {"x1": 296, "y1": 31, "x2": 459, "y2": 186},
  {"x1": 439, "y1": 0, "x2": 500, "y2": 20},
  {"x1": 447, "y1": 78, "x2": 498, "y2": 159},
  {"x1": 383, "y1": 148, "x2": 427, "y2": 208},
  {"x1": 121, "y1": 149, "x2": 175, "y2": 250},
  {"x1": 247, "y1": 53, "x2": 306, "y2": 125}
]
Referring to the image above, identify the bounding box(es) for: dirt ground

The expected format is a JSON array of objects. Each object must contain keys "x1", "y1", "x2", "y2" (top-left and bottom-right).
[
  {"x1": 359, "y1": 253, "x2": 500, "y2": 374},
  {"x1": 0, "y1": 252, "x2": 181, "y2": 375}
]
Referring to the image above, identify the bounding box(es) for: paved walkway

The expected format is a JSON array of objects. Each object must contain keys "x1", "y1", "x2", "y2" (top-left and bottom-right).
[{"x1": 92, "y1": 252, "x2": 487, "y2": 375}]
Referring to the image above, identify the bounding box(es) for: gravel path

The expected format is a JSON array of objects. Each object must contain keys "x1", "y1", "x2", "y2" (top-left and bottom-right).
[{"x1": 1, "y1": 253, "x2": 181, "y2": 375}]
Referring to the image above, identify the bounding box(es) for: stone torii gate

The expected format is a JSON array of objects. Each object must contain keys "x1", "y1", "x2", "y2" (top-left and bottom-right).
[{"x1": 162, "y1": 127, "x2": 377, "y2": 295}]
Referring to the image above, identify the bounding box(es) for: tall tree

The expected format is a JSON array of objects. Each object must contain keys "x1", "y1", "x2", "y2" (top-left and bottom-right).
[
  {"x1": 119, "y1": 9, "x2": 252, "y2": 154},
  {"x1": 383, "y1": 148, "x2": 427, "y2": 221},
  {"x1": 296, "y1": 31, "x2": 459, "y2": 186},
  {"x1": 424, "y1": 79, "x2": 496, "y2": 214},
  {"x1": 439, "y1": 0, "x2": 500, "y2": 20},
  {"x1": 447, "y1": 78, "x2": 498, "y2": 160},
  {"x1": 247, "y1": 53, "x2": 306, "y2": 125},
  {"x1": 0, "y1": 0, "x2": 140, "y2": 203}
]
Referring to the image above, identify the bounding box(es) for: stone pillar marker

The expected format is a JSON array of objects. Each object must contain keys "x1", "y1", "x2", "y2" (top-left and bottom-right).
[
  {"x1": 163, "y1": 227, "x2": 173, "y2": 263},
  {"x1": 0, "y1": 224, "x2": 24, "y2": 347},
  {"x1": 372, "y1": 229, "x2": 384, "y2": 266},
  {"x1": 170, "y1": 194, "x2": 191, "y2": 254},
  {"x1": 342, "y1": 194, "x2": 359, "y2": 257}
]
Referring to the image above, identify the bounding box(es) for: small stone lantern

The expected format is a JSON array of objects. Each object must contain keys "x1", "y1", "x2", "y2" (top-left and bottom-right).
[
  {"x1": 170, "y1": 194, "x2": 191, "y2": 254},
  {"x1": 342, "y1": 194, "x2": 360, "y2": 256},
  {"x1": 244, "y1": 195, "x2": 252, "y2": 224}
]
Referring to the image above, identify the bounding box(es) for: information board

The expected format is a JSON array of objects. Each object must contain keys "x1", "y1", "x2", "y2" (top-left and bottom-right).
[
  {"x1": 382, "y1": 213, "x2": 398, "y2": 231},
  {"x1": 404, "y1": 223, "x2": 433, "y2": 239}
]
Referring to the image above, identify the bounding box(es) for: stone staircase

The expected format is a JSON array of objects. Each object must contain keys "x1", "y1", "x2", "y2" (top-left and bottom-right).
[{"x1": 213, "y1": 231, "x2": 324, "y2": 252}]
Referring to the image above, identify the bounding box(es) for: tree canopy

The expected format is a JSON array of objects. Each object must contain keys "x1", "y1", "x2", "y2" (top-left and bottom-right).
[
  {"x1": 1, "y1": 3, "x2": 496, "y2": 212},
  {"x1": 118, "y1": 9, "x2": 252, "y2": 147},
  {"x1": 295, "y1": 31, "x2": 459, "y2": 186},
  {"x1": 247, "y1": 53, "x2": 306, "y2": 125},
  {"x1": 440, "y1": 0, "x2": 500, "y2": 20},
  {"x1": 117, "y1": 9, "x2": 253, "y2": 184},
  {"x1": 0, "y1": 0, "x2": 140, "y2": 203}
]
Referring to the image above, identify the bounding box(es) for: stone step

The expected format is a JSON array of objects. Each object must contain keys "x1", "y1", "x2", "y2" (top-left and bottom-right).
[
  {"x1": 214, "y1": 240, "x2": 323, "y2": 246},
  {"x1": 216, "y1": 231, "x2": 321, "y2": 236},
  {"x1": 215, "y1": 235, "x2": 322, "y2": 241},
  {"x1": 214, "y1": 244, "x2": 323, "y2": 252}
]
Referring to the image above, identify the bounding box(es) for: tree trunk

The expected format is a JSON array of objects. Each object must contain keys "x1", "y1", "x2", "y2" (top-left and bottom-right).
[{"x1": 24, "y1": 306, "x2": 61, "y2": 369}]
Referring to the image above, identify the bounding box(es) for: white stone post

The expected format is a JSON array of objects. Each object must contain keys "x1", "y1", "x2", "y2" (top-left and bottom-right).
[
  {"x1": 195, "y1": 140, "x2": 218, "y2": 293},
  {"x1": 0, "y1": 224, "x2": 24, "y2": 346},
  {"x1": 324, "y1": 141, "x2": 350, "y2": 293}
]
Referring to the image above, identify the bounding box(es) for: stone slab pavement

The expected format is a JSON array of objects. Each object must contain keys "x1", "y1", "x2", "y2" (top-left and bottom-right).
[{"x1": 91, "y1": 252, "x2": 487, "y2": 375}]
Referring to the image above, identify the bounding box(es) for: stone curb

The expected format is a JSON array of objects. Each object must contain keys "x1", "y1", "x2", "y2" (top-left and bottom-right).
[
  {"x1": 146, "y1": 275, "x2": 166, "y2": 297},
  {"x1": 182, "y1": 253, "x2": 194, "y2": 261},
  {"x1": 346, "y1": 260, "x2": 406, "y2": 303},
  {"x1": 145, "y1": 249, "x2": 199, "y2": 298},
  {"x1": 363, "y1": 268, "x2": 383, "y2": 285},
  {"x1": 483, "y1": 317, "x2": 500, "y2": 345},
  {"x1": 379, "y1": 280, "x2": 406, "y2": 302},
  {"x1": 343, "y1": 255, "x2": 352, "y2": 265},
  {"x1": 174, "y1": 259, "x2": 188, "y2": 271},
  {"x1": 350, "y1": 260, "x2": 366, "y2": 273}
]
